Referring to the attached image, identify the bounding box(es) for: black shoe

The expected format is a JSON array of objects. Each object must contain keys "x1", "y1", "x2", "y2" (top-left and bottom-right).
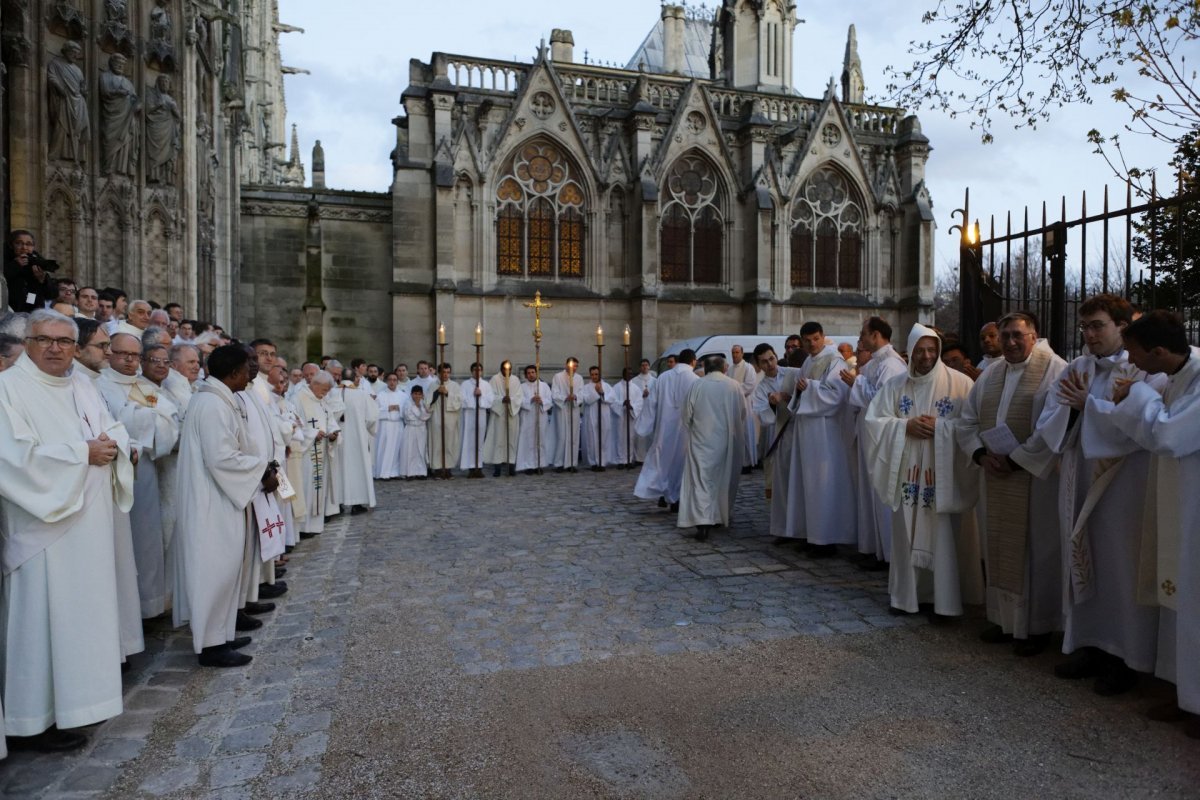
[
  {"x1": 669, "y1": 501, "x2": 679, "y2": 513},
  {"x1": 324, "y1": 515, "x2": 336, "y2": 523},
  {"x1": 772, "y1": 536, "x2": 794, "y2": 546},
  {"x1": 888, "y1": 606, "x2": 912, "y2": 616},
  {"x1": 198, "y1": 644, "x2": 252, "y2": 668},
  {"x1": 927, "y1": 611, "x2": 956, "y2": 626},
  {"x1": 1147, "y1": 701, "x2": 1187, "y2": 722},
  {"x1": 508, "y1": 465, "x2": 517, "y2": 476},
  {"x1": 555, "y1": 467, "x2": 565, "y2": 474},
  {"x1": 243, "y1": 601, "x2": 275, "y2": 615},
  {"x1": 1055, "y1": 647, "x2": 1103, "y2": 680},
  {"x1": 227, "y1": 636, "x2": 252, "y2": 650},
  {"x1": 492, "y1": 466, "x2": 501, "y2": 477},
  {"x1": 658, "y1": 497, "x2": 668, "y2": 508},
  {"x1": 694, "y1": 525, "x2": 711, "y2": 541},
  {"x1": 1013, "y1": 633, "x2": 1050, "y2": 657},
  {"x1": 979, "y1": 624, "x2": 1013, "y2": 644},
  {"x1": 1186, "y1": 717, "x2": 1200, "y2": 739},
  {"x1": 567, "y1": 467, "x2": 578, "y2": 473},
  {"x1": 350, "y1": 504, "x2": 368, "y2": 515},
  {"x1": 805, "y1": 544, "x2": 837, "y2": 559},
  {"x1": 741, "y1": 465, "x2": 752, "y2": 475},
  {"x1": 236, "y1": 611, "x2": 263, "y2": 631},
  {"x1": 1094, "y1": 662, "x2": 1139, "y2": 696},
  {"x1": 6, "y1": 725, "x2": 89, "y2": 752},
  {"x1": 258, "y1": 582, "x2": 288, "y2": 599},
  {"x1": 299, "y1": 531, "x2": 318, "y2": 539}
]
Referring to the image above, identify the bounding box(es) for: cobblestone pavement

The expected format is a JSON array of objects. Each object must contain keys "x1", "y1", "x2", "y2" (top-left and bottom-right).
[{"x1": 1, "y1": 469, "x2": 1196, "y2": 799}]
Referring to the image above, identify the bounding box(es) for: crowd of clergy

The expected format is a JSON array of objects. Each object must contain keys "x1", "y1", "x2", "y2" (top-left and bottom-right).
[{"x1": 0, "y1": 286, "x2": 1196, "y2": 758}]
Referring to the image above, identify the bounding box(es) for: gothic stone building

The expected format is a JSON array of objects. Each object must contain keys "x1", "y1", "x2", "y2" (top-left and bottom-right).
[{"x1": 238, "y1": 2, "x2": 935, "y2": 370}]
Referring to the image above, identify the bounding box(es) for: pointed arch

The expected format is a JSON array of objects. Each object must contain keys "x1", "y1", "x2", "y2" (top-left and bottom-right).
[
  {"x1": 491, "y1": 138, "x2": 589, "y2": 280},
  {"x1": 789, "y1": 163, "x2": 866, "y2": 291},
  {"x1": 658, "y1": 150, "x2": 728, "y2": 285}
]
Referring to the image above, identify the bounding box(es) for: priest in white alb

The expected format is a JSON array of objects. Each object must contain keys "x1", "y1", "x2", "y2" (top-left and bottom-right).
[
  {"x1": 579, "y1": 365, "x2": 616, "y2": 469},
  {"x1": 483, "y1": 360, "x2": 521, "y2": 477},
  {"x1": 373, "y1": 371, "x2": 406, "y2": 479},
  {"x1": 729, "y1": 345, "x2": 759, "y2": 471},
  {"x1": 863, "y1": 323, "x2": 983, "y2": 618},
  {"x1": 552, "y1": 358, "x2": 585, "y2": 471},
  {"x1": 427, "y1": 362, "x2": 462, "y2": 477},
  {"x1": 292, "y1": 371, "x2": 341, "y2": 536},
  {"x1": 0, "y1": 310, "x2": 134, "y2": 751},
  {"x1": 677, "y1": 356, "x2": 746, "y2": 541},
  {"x1": 751, "y1": 343, "x2": 801, "y2": 543},
  {"x1": 459, "y1": 362, "x2": 494, "y2": 477},
  {"x1": 634, "y1": 350, "x2": 699, "y2": 510},
  {"x1": 337, "y1": 369, "x2": 379, "y2": 513},
  {"x1": 608, "y1": 367, "x2": 644, "y2": 467},
  {"x1": 516, "y1": 365, "x2": 553, "y2": 474}
]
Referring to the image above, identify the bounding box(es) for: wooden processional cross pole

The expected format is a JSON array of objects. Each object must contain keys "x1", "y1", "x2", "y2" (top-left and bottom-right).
[
  {"x1": 470, "y1": 324, "x2": 484, "y2": 479},
  {"x1": 593, "y1": 326, "x2": 605, "y2": 472},
  {"x1": 622, "y1": 325, "x2": 632, "y2": 469},
  {"x1": 436, "y1": 322, "x2": 449, "y2": 480},
  {"x1": 524, "y1": 291, "x2": 552, "y2": 475}
]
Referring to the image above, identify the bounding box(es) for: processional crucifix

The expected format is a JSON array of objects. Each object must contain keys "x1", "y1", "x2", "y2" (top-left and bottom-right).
[{"x1": 524, "y1": 291, "x2": 551, "y2": 474}]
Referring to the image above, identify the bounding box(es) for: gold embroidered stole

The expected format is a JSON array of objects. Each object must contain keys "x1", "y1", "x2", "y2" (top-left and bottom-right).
[{"x1": 978, "y1": 348, "x2": 1052, "y2": 595}]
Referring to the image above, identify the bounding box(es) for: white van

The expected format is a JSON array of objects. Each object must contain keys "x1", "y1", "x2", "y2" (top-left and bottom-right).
[{"x1": 652, "y1": 333, "x2": 859, "y2": 374}]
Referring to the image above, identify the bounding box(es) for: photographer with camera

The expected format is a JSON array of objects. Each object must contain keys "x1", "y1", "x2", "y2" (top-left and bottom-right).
[{"x1": 4, "y1": 230, "x2": 60, "y2": 313}]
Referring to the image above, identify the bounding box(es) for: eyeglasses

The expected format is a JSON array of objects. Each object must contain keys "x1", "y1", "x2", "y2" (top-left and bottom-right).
[
  {"x1": 25, "y1": 336, "x2": 76, "y2": 350},
  {"x1": 998, "y1": 332, "x2": 1036, "y2": 342},
  {"x1": 1078, "y1": 321, "x2": 1110, "y2": 333},
  {"x1": 143, "y1": 356, "x2": 170, "y2": 366},
  {"x1": 110, "y1": 350, "x2": 141, "y2": 360},
  {"x1": 86, "y1": 341, "x2": 112, "y2": 352}
]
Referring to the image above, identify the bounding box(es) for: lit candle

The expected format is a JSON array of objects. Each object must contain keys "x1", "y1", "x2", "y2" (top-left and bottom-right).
[
  {"x1": 622, "y1": 325, "x2": 631, "y2": 347},
  {"x1": 475, "y1": 323, "x2": 483, "y2": 346},
  {"x1": 596, "y1": 326, "x2": 604, "y2": 346},
  {"x1": 437, "y1": 322, "x2": 446, "y2": 345}
]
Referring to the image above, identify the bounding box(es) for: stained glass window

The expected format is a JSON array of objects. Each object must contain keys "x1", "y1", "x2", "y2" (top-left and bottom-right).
[
  {"x1": 659, "y1": 155, "x2": 725, "y2": 284},
  {"x1": 790, "y1": 167, "x2": 864, "y2": 291},
  {"x1": 493, "y1": 140, "x2": 586, "y2": 279}
]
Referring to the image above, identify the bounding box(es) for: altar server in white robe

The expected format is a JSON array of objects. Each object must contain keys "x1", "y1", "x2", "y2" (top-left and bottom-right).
[
  {"x1": 459, "y1": 362, "x2": 494, "y2": 476},
  {"x1": 729, "y1": 346, "x2": 759, "y2": 470},
  {"x1": 235, "y1": 349, "x2": 283, "y2": 610},
  {"x1": 580, "y1": 365, "x2": 616, "y2": 469},
  {"x1": 412, "y1": 360, "x2": 439, "y2": 398},
  {"x1": 71, "y1": 320, "x2": 143, "y2": 660},
  {"x1": 483, "y1": 361, "x2": 522, "y2": 476},
  {"x1": 864, "y1": 324, "x2": 983, "y2": 618},
  {"x1": 0, "y1": 310, "x2": 134, "y2": 749},
  {"x1": 98, "y1": 332, "x2": 180, "y2": 618},
  {"x1": 785, "y1": 322, "x2": 856, "y2": 555},
  {"x1": 427, "y1": 362, "x2": 462, "y2": 477},
  {"x1": 752, "y1": 343, "x2": 801, "y2": 542},
  {"x1": 373, "y1": 372, "x2": 406, "y2": 479},
  {"x1": 292, "y1": 372, "x2": 341, "y2": 535},
  {"x1": 609, "y1": 367, "x2": 644, "y2": 467},
  {"x1": 141, "y1": 340, "x2": 186, "y2": 613},
  {"x1": 1038, "y1": 294, "x2": 1162, "y2": 694},
  {"x1": 173, "y1": 345, "x2": 269, "y2": 667},
  {"x1": 844, "y1": 317, "x2": 909, "y2": 563},
  {"x1": 516, "y1": 365, "x2": 553, "y2": 473},
  {"x1": 245, "y1": 343, "x2": 291, "y2": 591},
  {"x1": 322, "y1": 363, "x2": 347, "y2": 511},
  {"x1": 266, "y1": 365, "x2": 305, "y2": 548},
  {"x1": 278, "y1": 373, "x2": 313, "y2": 543},
  {"x1": 1084, "y1": 310, "x2": 1200, "y2": 735},
  {"x1": 634, "y1": 350, "x2": 700, "y2": 508},
  {"x1": 552, "y1": 358, "x2": 585, "y2": 471},
  {"x1": 631, "y1": 360, "x2": 657, "y2": 462},
  {"x1": 955, "y1": 311, "x2": 1067, "y2": 655},
  {"x1": 399, "y1": 384, "x2": 431, "y2": 478},
  {"x1": 337, "y1": 370, "x2": 379, "y2": 512},
  {"x1": 677, "y1": 356, "x2": 745, "y2": 540}
]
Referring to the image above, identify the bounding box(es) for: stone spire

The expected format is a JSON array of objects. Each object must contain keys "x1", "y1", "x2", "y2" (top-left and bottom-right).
[
  {"x1": 280, "y1": 124, "x2": 306, "y2": 186},
  {"x1": 311, "y1": 139, "x2": 326, "y2": 189},
  {"x1": 289, "y1": 124, "x2": 302, "y2": 167},
  {"x1": 841, "y1": 24, "x2": 864, "y2": 104}
]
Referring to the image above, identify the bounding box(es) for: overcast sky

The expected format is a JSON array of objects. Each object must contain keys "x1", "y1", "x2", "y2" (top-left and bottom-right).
[{"x1": 277, "y1": 0, "x2": 1171, "y2": 274}]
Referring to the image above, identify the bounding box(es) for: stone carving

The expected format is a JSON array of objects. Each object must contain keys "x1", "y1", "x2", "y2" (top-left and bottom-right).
[
  {"x1": 100, "y1": 54, "x2": 140, "y2": 175},
  {"x1": 144, "y1": 75, "x2": 181, "y2": 183},
  {"x1": 47, "y1": 40, "x2": 89, "y2": 163},
  {"x1": 49, "y1": 0, "x2": 86, "y2": 39},
  {"x1": 2, "y1": 0, "x2": 32, "y2": 67},
  {"x1": 148, "y1": 0, "x2": 175, "y2": 71},
  {"x1": 821, "y1": 124, "x2": 841, "y2": 147},
  {"x1": 530, "y1": 91, "x2": 555, "y2": 120},
  {"x1": 100, "y1": 0, "x2": 135, "y2": 56},
  {"x1": 686, "y1": 111, "x2": 706, "y2": 134}
]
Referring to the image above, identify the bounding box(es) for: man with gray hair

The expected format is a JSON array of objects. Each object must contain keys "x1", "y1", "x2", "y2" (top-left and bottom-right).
[
  {"x1": 677, "y1": 355, "x2": 745, "y2": 541},
  {"x1": 165, "y1": 343, "x2": 199, "y2": 413},
  {"x1": 112, "y1": 299, "x2": 151, "y2": 337},
  {"x1": 0, "y1": 333, "x2": 23, "y2": 372},
  {"x1": 292, "y1": 369, "x2": 341, "y2": 536}
]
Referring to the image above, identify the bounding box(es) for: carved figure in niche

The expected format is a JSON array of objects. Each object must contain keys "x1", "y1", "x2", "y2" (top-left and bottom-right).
[
  {"x1": 49, "y1": 0, "x2": 86, "y2": 39},
  {"x1": 101, "y1": 0, "x2": 134, "y2": 54},
  {"x1": 47, "y1": 41, "x2": 89, "y2": 163},
  {"x1": 148, "y1": 0, "x2": 175, "y2": 71},
  {"x1": 144, "y1": 75, "x2": 181, "y2": 183},
  {"x1": 99, "y1": 54, "x2": 140, "y2": 176}
]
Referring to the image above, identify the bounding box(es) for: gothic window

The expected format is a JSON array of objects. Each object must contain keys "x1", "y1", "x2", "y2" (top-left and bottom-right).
[
  {"x1": 790, "y1": 167, "x2": 864, "y2": 291},
  {"x1": 493, "y1": 141, "x2": 586, "y2": 279},
  {"x1": 659, "y1": 154, "x2": 725, "y2": 285}
]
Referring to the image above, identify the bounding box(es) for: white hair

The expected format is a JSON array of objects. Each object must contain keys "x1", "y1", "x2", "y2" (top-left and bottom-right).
[
  {"x1": 28, "y1": 308, "x2": 78, "y2": 337},
  {"x1": 326, "y1": 359, "x2": 343, "y2": 371},
  {"x1": 310, "y1": 369, "x2": 335, "y2": 387},
  {"x1": 169, "y1": 343, "x2": 199, "y2": 362},
  {"x1": 193, "y1": 331, "x2": 222, "y2": 347},
  {"x1": 149, "y1": 308, "x2": 170, "y2": 324},
  {"x1": 0, "y1": 312, "x2": 29, "y2": 339},
  {"x1": 129, "y1": 299, "x2": 151, "y2": 312}
]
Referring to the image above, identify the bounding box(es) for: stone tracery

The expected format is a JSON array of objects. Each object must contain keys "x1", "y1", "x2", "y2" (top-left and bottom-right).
[{"x1": 495, "y1": 140, "x2": 586, "y2": 279}]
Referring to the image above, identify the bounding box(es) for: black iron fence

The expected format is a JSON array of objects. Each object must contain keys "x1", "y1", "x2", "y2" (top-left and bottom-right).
[{"x1": 955, "y1": 175, "x2": 1199, "y2": 362}]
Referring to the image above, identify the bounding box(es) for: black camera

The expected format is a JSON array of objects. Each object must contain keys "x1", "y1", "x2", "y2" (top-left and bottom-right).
[{"x1": 27, "y1": 252, "x2": 60, "y2": 272}]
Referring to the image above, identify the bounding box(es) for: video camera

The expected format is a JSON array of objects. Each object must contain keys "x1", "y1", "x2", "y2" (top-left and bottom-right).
[{"x1": 27, "y1": 252, "x2": 60, "y2": 273}]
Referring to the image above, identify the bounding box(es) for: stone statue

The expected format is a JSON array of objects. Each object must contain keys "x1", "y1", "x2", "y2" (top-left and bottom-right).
[
  {"x1": 144, "y1": 75, "x2": 180, "y2": 183},
  {"x1": 148, "y1": 0, "x2": 175, "y2": 70},
  {"x1": 101, "y1": 0, "x2": 135, "y2": 54},
  {"x1": 99, "y1": 54, "x2": 140, "y2": 176},
  {"x1": 47, "y1": 40, "x2": 89, "y2": 163}
]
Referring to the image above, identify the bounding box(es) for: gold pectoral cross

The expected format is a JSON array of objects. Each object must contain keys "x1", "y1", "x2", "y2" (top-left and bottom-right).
[{"x1": 1162, "y1": 579, "x2": 1177, "y2": 597}]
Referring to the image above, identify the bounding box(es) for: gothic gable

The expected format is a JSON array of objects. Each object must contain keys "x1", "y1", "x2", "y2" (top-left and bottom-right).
[
  {"x1": 651, "y1": 81, "x2": 736, "y2": 189},
  {"x1": 784, "y1": 85, "x2": 874, "y2": 211}
]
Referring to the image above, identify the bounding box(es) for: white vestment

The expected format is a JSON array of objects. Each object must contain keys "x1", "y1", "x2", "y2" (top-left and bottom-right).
[
  {"x1": 634, "y1": 364, "x2": 700, "y2": 503},
  {"x1": 956, "y1": 340, "x2": 1067, "y2": 637},
  {"x1": 291, "y1": 386, "x2": 340, "y2": 533},
  {"x1": 98, "y1": 368, "x2": 180, "y2": 618},
  {"x1": 631, "y1": 372, "x2": 656, "y2": 461},
  {"x1": 374, "y1": 386, "x2": 406, "y2": 479},
  {"x1": 786, "y1": 346, "x2": 855, "y2": 545},
  {"x1": 677, "y1": 372, "x2": 745, "y2": 528},
  {"x1": 580, "y1": 380, "x2": 617, "y2": 467},
  {"x1": 608, "y1": 378, "x2": 644, "y2": 466},
  {"x1": 0, "y1": 354, "x2": 134, "y2": 734},
  {"x1": 516, "y1": 379, "x2": 553, "y2": 471},
  {"x1": 551, "y1": 370, "x2": 585, "y2": 468},
  {"x1": 1037, "y1": 350, "x2": 1162, "y2": 671},
  {"x1": 730, "y1": 358, "x2": 759, "y2": 467},
  {"x1": 864, "y1": 326, "x2": 983, "y2": 615},
  {"x1": 850, "y1": 343, "x2": 908, "y2": 559},
  {"x1": 483, "y1": 372, "x2": 522, "y2": 465},
  {"x1": 459, "y1": 377, "x2": 495, "y2": 471},
  {"x1": 173, "y1": 377, "x2": 266, "y2": 653},
  {"x1": 753, "y1": 367, "x2": 801, "y2": 538},
  {"x1": 337, "y1": 384, "x2": 379, "y2": 507},
  {"x1": 399, "y1": 401, "x2": 431, "y2": 477},
  {"x1": 1087, "y1": 347, "x2": 1200, "y2": 712},
  {"x1": 426, "y1": 379, "x2": 462, "y2": 472}
]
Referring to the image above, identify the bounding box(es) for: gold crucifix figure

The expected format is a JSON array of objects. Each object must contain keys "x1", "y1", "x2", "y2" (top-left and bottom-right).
[{"x1": 524, "y1": 290, "x2": 553, "y2": 345}]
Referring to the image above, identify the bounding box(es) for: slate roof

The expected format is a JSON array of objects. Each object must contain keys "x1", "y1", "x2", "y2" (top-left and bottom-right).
[{"x1": 624, "y1": 16, "x2": 713, "y2": 79}]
